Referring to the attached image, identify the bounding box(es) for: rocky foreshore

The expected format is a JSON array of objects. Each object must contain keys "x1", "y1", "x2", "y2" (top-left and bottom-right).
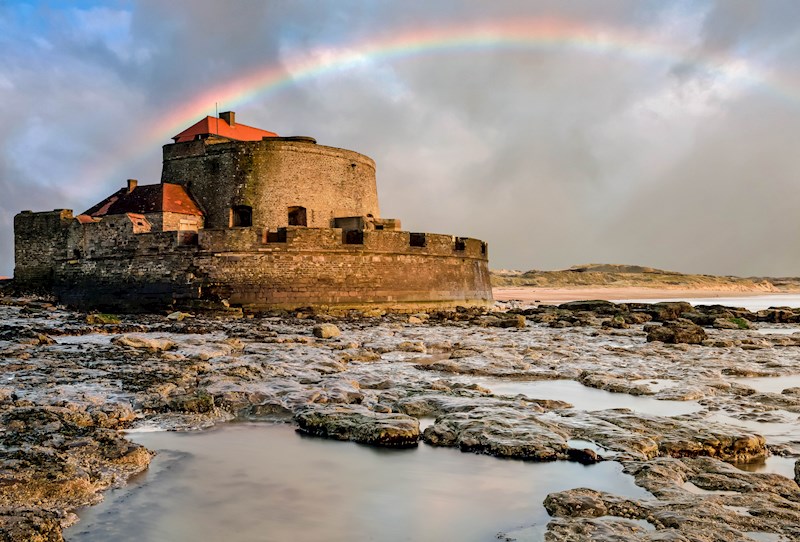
[{"x1": 1, "y1": 297, "x2": 800, "y2": 540}]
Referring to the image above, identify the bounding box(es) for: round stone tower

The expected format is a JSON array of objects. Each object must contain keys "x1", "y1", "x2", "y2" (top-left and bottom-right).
[{"x1": 161, "y1": 136, "x2": 380, "y2": 230}]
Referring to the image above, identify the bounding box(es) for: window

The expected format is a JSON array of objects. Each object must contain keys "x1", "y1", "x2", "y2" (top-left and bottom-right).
[
  {"x1": 343, "y1": 230, "x2": 364, "y2": 245},
  {"x1": 266, "y1": 228, "x2": 287, "y2": 243},
  {"x1": 454, "y1": 237, "x2": 467, "y2": 251},
  {"x1": 288, "y1": 206, "x2": 307, "y2": 226},
  {"x1": 410, "y1": 233, "x2": 426, "y2": 247},
  {"x1": 231, "y1": 206, "x2": 252, "y2": 227}
]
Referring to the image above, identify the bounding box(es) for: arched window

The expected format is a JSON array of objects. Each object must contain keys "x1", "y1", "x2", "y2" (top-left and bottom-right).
[{"x1": 230, "y1": 205, "x2": 252, "y2": 227}]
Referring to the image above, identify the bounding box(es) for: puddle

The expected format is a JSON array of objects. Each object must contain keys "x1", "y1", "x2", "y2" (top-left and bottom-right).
[
  {"x1": 730, "y1": 375, "x2": 800, "y2": 394},
  {"x1": 731, "y1": 455, "x2": 798, "y2": 480},
  {"x1": 681, "y1": 481, "x2": 739, "y2": 495},
  {"x1": 630, "y1": 379, "x2": 679, "y2": 392},
  {"x1": 65, "y1": 423, "x2": 652, "y2": 542},
  {"x1": 464, "y1": 378, "x2": 701, "y2": 416},
  {"x1": 418, "y1": 416, "x2": 437, "y2": 431},
  {"x1": 708, "y1": 411, "x2": 800, "y2": 447},
  {"x1": 55, "y1": 334, "x2": 117, "y2": 346},
  {"x1": 744, "y1": 533, "x2": 785, "y2": 542},
  {"x1": 723, "y1": 505, "x2": 752, "y2": 516},
  {"x1": 753, "y1": 327, "x2": 800, "y2": 336}
]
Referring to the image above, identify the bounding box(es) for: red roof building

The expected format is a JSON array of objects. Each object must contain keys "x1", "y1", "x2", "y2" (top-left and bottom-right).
[
  {"x1": 171, "y1": 111, "x2": 277, "y2": 143},
  {"x1": 83, "y1": 180, "x2": 203, "y2": 218}
]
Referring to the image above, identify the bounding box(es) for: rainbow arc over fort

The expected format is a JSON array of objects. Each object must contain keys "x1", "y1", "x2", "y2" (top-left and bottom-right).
[{"x1": 83, "y1": 17, "x2": 794, "y2": 190}]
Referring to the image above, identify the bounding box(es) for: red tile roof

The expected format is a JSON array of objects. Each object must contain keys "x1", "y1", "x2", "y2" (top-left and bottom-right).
[
  {"x1": 172, "y1": 116, "x2": 277, "y2": 143},
  {"x1": 83, "y1": 183, "x2": 203, "y2": 218},
  {"x1": 75, "y1": 214, "x2": 98, "y2": 224}
]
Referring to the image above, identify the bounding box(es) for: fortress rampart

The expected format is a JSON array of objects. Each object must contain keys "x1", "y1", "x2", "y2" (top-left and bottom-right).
[
  {"x1": 41, "y1": 217, "x2": 490, "y2": 311},
  {"x1": 13, "y1": 112, "x2": 493, "y2": 312}
]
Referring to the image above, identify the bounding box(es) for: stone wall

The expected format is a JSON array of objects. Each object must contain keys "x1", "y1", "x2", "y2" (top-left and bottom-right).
[
  {"x1": 193, "y1": 227, "x2": 491, "y2": 310},
  {"x1": 66, "y1": 214, "x2": 149, "y2": 260},
  {"x1": 151, "y1": 212, "x2": 203, "y2": 232},
  {"x1": 13, "y1": 210, "x2": 73, "y2": 289},
  {"x1": 161, "y1": 138, "x2": 379, "y2": 230},
  {"x1": 50, "y1": 225, "x2": 492, "y2": 312}
]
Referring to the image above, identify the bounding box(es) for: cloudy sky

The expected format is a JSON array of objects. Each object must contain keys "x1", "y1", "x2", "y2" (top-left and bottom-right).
[{"x1": 2, "y1": 0, "x2": 800, "y2": 277}]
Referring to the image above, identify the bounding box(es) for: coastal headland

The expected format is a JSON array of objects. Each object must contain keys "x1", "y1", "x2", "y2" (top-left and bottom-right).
[{"x1": 493, "y1": 264, "x2": 800, "y2": 304}]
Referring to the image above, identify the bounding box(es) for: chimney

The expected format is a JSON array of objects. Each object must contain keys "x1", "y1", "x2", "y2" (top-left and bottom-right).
[
  {"x1": 219, "y1": 111, "x2": 235, "y2": 126},
  {"x1": 127, "y1": 179, "x2": 138, "y2": 193}
]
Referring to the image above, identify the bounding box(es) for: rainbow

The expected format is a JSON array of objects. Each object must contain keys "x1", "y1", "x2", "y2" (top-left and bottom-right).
[{"x1": 78, "y1": 17, "x2": 793, "y2": 193}]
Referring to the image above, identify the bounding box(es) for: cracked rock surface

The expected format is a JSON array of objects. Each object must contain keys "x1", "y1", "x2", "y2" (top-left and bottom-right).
[{"x1": 1, "y1": 296, "x2": 800, "y2": 540}]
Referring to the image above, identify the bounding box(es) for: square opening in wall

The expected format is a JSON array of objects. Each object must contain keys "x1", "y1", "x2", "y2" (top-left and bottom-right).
[
  {"x1": 343, "y1": 230, "x2": 364, "y2": 245},
  {"x1": 288, "y1": 206, "x2": 307, "y2": 226},
  {"x1": 266, "y1": 228, "x2": 288, "y2": 243},
  {"x1": 231, "y1": 206, "x2": 252, "y2": 227}
]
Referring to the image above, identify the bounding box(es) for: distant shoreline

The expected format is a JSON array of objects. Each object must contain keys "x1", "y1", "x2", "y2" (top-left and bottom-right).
[{"x1": 492, "y1": 286, "x2": 795, "y2": 305}]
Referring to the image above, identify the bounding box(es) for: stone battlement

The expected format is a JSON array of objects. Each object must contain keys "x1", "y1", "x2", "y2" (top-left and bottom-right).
[{"x1": 13, "y1": 112, "x2": 493, "y2": 311}]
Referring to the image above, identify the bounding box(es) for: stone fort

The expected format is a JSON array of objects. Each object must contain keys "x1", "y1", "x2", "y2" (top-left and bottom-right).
[{"x1": 14, "y1": 112, "x2": 493, "y2": 312}]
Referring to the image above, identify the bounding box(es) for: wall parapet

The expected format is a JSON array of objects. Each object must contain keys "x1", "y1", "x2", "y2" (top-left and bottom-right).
[
  {"x1": 54, "y1": 223, "x2": 488, "y2": 264},
  {"x1": 196, "y1": 227, "x2": 488, "y2": 260}
]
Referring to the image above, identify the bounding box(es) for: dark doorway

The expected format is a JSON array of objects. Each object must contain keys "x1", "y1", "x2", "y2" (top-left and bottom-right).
[
  {"x1": 231, "y1": 205, "x2": 252, "y2": 227},
  {"x1": 288, "y1": 206, "x2": 307, "y2": 226}
]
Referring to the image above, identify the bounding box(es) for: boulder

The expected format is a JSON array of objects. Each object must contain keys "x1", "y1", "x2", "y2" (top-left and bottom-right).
[
  {"x1": 795, "y1": 458, "x2": 799, "y2": 487},
  {"x1": 312, "y1": 323, "x2": 341, "y2": 339},
  {"x1": 86, "y1": 313, "x2": 120, "y2": 325},
  {"x1": 477, "y1": 314, "x2": 526, "y2": 328},
  {"x1": 601, "y1": 315, "x2": 629, "y2": 329},
  {"x1": 557, "y1": 300, "x2": 623, "y2": 316},
  {"x1": 111, "y1": 335, "x2": 175, "y2": 352},
  {"x1": 646, "y1": 321, "x2": 707, "y2": 344},
  {"x1": 634, "y1": 301, "x2": 693, "y2": 322},
  {"x1": 166, "y1": 311, "x2": 194, "y2": 321}
]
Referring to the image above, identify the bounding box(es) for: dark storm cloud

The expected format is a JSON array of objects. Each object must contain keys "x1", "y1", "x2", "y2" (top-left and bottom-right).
[{"x1": 1, "y1": 1, "x2": 799, "y2": 276}]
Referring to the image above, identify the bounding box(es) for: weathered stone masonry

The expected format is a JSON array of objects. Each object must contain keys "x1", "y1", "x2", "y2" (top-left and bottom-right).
[{"x1": 14, "y1": 112, "x2": 492, "y2": 312}]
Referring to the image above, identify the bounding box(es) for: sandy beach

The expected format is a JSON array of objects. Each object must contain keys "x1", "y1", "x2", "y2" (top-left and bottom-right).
[{"x1": 492, "y1": 286, "x2": 782, "y2": 304}]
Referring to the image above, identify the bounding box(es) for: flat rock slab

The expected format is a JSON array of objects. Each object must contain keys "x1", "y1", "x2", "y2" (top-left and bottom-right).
[
  {"x1": 294, "y1": 405, "x2": 419, "y2": 447},
  {"x1": 560, "y1": 409, "x2": 767, "y2": 462},
  {"x1": 422, "y1": 405, "x2": 571, "y2": 460},
  {"x1": 544, "y1": 456, "x2": 800, "y2": 541}
]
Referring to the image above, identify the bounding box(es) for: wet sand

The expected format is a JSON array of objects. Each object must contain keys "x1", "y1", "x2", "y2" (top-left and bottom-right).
[{"x1": 493, "y1": 286, "x2": 783, "y2": 304}]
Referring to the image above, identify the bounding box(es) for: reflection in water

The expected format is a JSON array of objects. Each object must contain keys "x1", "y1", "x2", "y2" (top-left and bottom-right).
[
  {"x1": 707, "y1": 411, "x2": 800, "y2": 447},
  {"x1": 66, "y1": 423, "x2": 651, "y2": 542},
  {"x1": 467, "y1": 378, "x2": 700, "y2": 416},
  {"x1": 731, "y1": 455, "x2": 798, "y2": 481}
]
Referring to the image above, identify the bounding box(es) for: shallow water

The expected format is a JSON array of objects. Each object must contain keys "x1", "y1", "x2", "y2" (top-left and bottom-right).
[
  {"x1": 65, "y1": 423, "x2": 652, "y2": 542},
  {"x1": 731, "y1": 375, "x2": 800, "y2": 394},
  {"x1": 731, "y1": 455, "x2": 798, "y2": 480},
  {"x1": 707, "y1": 411, "x2": 800, "y2": 447},
  {"x1": 753, "y1": 327, "x2": 800, "y2": 336},
  {"x1": 609, "y1": 294, "x2": 800, "y2": 311},
  {"x1": 465, "y1": 378, "x2": 701, "y2": 416}
]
